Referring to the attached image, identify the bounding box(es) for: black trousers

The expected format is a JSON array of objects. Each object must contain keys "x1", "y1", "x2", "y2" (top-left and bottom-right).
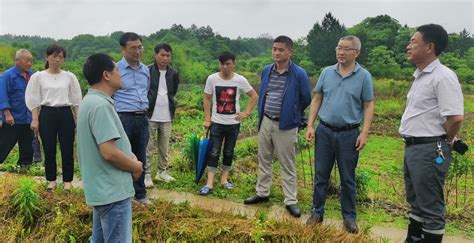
[
  {"x1": 0, "y1": 123, "x2": 33, "y2": 166},
  {"x1": 39, "y1": 106, "x2": 75, "y2": 182}
]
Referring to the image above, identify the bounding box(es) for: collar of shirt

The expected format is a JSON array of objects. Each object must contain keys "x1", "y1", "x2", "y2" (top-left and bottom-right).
[
  {"x1": 117, "y1": 57, "x2": 145, "y2": 71},
  {"x1": 88, "y1": 88, "x2": 114, "y2": 105},
  {"x1": 333, "y1": 62, "x2": 361, "y2": 77},
  {"x1": 13, "y1": 65, "x2": 33, "y2": 80},
  {"x1": 413, "y1": 58, "x2": 441, "y2": 78},
  {"x1": 271, "y1": 61, "x2": 292, "y2": 74}
]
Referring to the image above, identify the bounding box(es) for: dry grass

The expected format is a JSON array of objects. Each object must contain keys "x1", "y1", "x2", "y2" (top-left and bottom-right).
[{"x1": 0, "y1": 173, "x2": 376, "y2": 242}]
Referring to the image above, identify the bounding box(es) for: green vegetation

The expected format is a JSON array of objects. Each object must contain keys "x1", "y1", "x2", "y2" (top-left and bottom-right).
[
  {"x1": 11, "y1": 177, "x2": 41, "y2": 225},
  {"x1": 1, "y1": 13, "x2": 473, "y2": 87}
]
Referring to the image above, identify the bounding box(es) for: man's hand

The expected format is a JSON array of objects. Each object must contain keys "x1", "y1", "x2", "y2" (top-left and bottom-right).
[
  {"x1": 5, "y1": 113, "x2": 14, "y2": 125},
  {"x1": 306, "y1": 126, "x2": 315, "y2": 142},
  {"x1": 131, "y1": 156, "x2": 143, "y2": 181},
  {"x1": 203, "y1": 120, "x2": 211, "y2": 129},
  {"x1": 31, "y1": 119, "x2": 39, "y2": 136},
  {"x1": 235, "y1": 111, "x2": 249, "y2": 121},
  {"x1": 355, "y1": 132, "x2": 368, "y2": 151},
  {"x1": 447, "y1": 137, "x2": 458, "y2": 150}
]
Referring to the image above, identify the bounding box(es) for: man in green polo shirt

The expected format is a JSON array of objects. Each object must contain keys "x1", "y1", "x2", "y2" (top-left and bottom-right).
[{"x1": 78, "y1": 53, "x2": 143, "y2": 242}]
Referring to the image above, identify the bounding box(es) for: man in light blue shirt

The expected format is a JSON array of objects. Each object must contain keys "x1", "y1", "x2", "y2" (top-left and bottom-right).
[
  {"x1": 305, "y1": 36, "x2": 374, "y2": 234},
  {"x1": 115, "y1": 32, "x2": 151, "y2": 205},
  {"x1": 78, "y1": 53, "x2": 143, "y2": 242}
]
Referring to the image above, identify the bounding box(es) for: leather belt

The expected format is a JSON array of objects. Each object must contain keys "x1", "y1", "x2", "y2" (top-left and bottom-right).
[
  {"x1": 320, "y1": 120, "x2": 359, "y2": 131},
  {"x1": 118, "y1": 111, "x2": 147, "y2": 117},
  {"x1": 264, "y1": 113, "x2": 279, "y2": 121},
  {"x1": 403, "y1": 135, "x2": 447, "y2": 146}
]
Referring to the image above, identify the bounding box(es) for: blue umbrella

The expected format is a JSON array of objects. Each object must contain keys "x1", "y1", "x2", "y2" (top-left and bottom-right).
[{"x1": 196, "y1": 130, "x2": 212, "y2": 184}]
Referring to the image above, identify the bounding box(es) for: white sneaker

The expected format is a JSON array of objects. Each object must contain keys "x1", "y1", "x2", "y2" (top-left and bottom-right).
[
  {"x1": 155, "y1": 171, "x2": 176, "y2": 182},
  {"x1": 144, "y1": 174, "x2": 154, "y2": 188},
  {"x1": 134, "y1": 197, "x2": 152, "y2": 207}
]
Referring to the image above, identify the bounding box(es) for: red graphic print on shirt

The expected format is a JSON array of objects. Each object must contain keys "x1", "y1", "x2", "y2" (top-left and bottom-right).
[{"x1": 215, "y1": 86, "x2": 237, "y2": 114}]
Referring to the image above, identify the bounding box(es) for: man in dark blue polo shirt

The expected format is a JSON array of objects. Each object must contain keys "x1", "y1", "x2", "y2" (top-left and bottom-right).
[
  {"x1": 0, "y1": 49, "x2": 34, "y2": 168},
  {"x1": 305, "y1": 36, "x2": 374, "y2": 234}
]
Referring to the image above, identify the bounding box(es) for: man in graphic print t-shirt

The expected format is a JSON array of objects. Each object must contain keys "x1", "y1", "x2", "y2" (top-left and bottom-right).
[{"x1": 199, "y1": 51, "x2": 258, "y2": 195}]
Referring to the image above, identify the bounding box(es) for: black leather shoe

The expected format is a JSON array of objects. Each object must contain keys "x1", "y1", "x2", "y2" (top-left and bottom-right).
[
  {"x1": 343, "y1": 219, "x2": 359, "y2": 234},
  {"x1": 306, "y1": 213, "x2": 323, "y2": 225},
  {"x1": 285, "y1": 204, "x2": 301, "y2": 218},
  {"x1": 244, "y1": 195, "x2": 269, "y2": 204}
]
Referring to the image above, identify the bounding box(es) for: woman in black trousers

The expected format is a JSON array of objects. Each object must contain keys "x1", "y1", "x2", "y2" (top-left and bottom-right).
[{"x1": 25, "y1": 44, "x2": 82, "y2": 190}]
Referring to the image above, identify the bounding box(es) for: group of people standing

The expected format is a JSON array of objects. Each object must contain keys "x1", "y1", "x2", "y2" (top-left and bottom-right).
[{"x1": 0, "y1": 23, "x2": 464, "y2": 243}]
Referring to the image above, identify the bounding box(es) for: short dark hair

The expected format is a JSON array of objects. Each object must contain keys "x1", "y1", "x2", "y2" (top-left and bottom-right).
[
  {"x1": 416, "y1": 24, "x2": 448, "y2": 56},
  {"x1": 44, "y1": 44, "x2": 66, "y2": 69},
  {"x1": 119, "y1": 32, "x2": 142, "y2": 47},
  {"x1": 218, "y1": 51, "x2": 236, "y2": 63},
  {"x1": 83, "y1": 53, "x2": 115, "y2": 86},
  {"x1": 154, "y1": 43, "x2": 172, "y2": 53},
  {"x1": 273, "y1": 35, "x2": 293, "y2": 49}
]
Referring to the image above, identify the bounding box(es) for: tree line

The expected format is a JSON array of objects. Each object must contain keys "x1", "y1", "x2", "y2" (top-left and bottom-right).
[{"x1": 1, "y1": 13, "x2": 473, "y2": 87}]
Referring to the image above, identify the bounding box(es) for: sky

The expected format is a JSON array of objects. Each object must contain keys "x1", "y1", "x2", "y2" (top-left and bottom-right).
[{"x1": 0, "y1": 0, "x2": 473, "y2": 40}]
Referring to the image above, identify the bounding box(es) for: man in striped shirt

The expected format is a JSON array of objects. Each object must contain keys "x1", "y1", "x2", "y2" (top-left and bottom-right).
[{"x1": 244, "y1": 36, "x2": 311, "y2": 218}]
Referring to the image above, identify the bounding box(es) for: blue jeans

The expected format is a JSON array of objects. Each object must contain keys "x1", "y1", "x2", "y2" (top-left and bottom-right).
[
  {"x1": 92, "y1": 197, "x2": 132, "y2": 243},
  {"x1": 207, "y1": 123, "x2": 240, "y2": 171},
  {"x1": 311, "y1": 123, "x2": 359, "y2": 220},
  {"x1": 119, "y1": 114, "x2": 149, "y2": 200}
]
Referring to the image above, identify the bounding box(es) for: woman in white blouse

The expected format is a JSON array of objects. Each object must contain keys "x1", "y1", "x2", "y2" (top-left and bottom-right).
[{"x1": 25, "y1": 44, "x2": 82, "y2": 191}]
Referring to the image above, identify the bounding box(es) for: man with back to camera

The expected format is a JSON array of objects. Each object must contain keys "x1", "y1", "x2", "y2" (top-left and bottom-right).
[
  {"x1": 305, "y1": 35, "x2": 374, "y2": 234},
  {"x1": 401, "y1": 24, "x2": 463, "y2": 243},
  {"x1": 78, "y1": 53, "x2": 143, "y2": 242},
  {"x1": 145, "y1": 43, "x2": 180, "y2": 187},
  {"x1": 244, "y1": 35, "x2": 311, "y2": 218}
]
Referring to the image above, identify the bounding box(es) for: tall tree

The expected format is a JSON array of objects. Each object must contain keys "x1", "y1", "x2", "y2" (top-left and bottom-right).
[
  {"x1": 307, "y1": 12, "x2": 346, "y2": 69},
  {"x1": 348, "y1": 15, "x2": 401, "y2": 64}
]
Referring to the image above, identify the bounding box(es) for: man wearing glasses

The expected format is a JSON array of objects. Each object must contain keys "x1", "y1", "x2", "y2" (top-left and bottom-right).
[
  {"x1": 305, "y1": 36, "x2": 374, "y2": 234},
  {"x1": 115, "y1": 32, "x2": 151, "y2": 205}
]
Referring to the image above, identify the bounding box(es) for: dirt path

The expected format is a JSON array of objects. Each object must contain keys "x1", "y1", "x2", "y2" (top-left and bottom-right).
[
  {"x1": 5, "y1": 172, "x2": 472, "y2": 243},
  {"x1": 146, "y1": 188, "x2": 472, "y2": 243}
]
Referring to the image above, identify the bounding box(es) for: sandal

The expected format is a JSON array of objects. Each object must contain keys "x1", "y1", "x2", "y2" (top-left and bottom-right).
[
  {"x1": 63, "y1": 182, "x2": 73, "y2": 191},
  {"x1": 199, "y1": 186, "x2": 213, "y2": 196},
  {"x1": 46, "y1": 181, "x2": 57, "y2": 192},
  {"x1": 222, "y1": 181, "x2": 233, "y2": 190}
]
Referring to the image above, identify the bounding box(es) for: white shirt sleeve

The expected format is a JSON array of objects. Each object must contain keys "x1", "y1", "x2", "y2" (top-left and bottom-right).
[
  {"x1": 437, "y1": 70, "x2": 464, "y2": 117},
  {"x1": 239, "y1": 76, "x2": 254, "y2": 93},
  {"x1": 204, "y1": 75, "x2": 214, "y2": 95},
  {"x1": 25, "y1": 72, "x2": 42, "y2": 111},
  {"x1": 68, "y1": 72, "x2": 82, "y2": 107}
]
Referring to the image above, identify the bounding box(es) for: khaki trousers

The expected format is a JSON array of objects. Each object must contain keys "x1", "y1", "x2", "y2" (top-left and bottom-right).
[
  {"x1": 145, "y1": 121, "x2": 172, "y2": 175},
  {"x1": 256, "y1": 116, "x2": 298, "y2": 205}
]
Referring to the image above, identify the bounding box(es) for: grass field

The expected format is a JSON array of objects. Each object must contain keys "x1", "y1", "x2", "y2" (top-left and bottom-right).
[{"x1": 1, "y1": 79, "x2": 473, "y2": 238}]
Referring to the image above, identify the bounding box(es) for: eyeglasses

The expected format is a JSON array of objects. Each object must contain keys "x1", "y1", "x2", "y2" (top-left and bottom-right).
[
  {"x1": 335, "y1": 47, "x2": 358, "y2": 53},
  {"x1": 129, "y1": 45, "x2": 144, "y2": 52}
]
